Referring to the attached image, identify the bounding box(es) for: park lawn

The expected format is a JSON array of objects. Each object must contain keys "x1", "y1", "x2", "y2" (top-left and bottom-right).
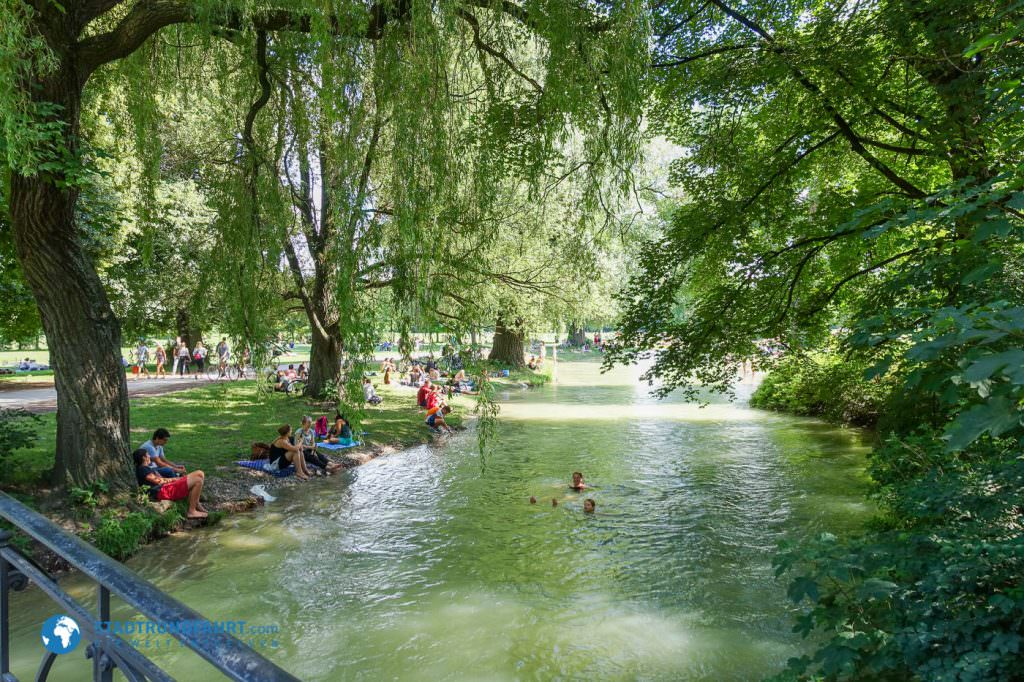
[
  {"x1": 0, "y1": 371, "x2": 56, "y2": 383},
  {"x1": 3, "y1": 380, "x2": 465, "y2": 488}
]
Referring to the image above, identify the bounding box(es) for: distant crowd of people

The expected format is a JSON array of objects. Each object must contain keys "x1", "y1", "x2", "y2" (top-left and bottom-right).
[{"x1": 127, "y1": 337, "x2": 246, "y2": 380}]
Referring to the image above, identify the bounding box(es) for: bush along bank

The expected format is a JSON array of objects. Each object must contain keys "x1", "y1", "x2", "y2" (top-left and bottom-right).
[
  {"x1": 749, "y1": 347, "x2": 897, "y2": 428},
  {"x1": 765, "y1": 308, "x2": 1024, "y2": 680}
]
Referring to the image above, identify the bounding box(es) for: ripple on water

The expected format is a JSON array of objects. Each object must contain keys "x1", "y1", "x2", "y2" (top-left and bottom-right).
[{"x1": 4, "y1": 361, "x2": 872, "y2": 681}]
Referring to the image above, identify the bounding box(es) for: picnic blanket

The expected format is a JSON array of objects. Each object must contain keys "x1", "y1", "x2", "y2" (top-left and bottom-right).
[
  {"x1": 236, "y1": 460, "x2": 295, "y2": 477},
  {"x1": 317, "y1": 440, "x2": 361, "y2": 451}
]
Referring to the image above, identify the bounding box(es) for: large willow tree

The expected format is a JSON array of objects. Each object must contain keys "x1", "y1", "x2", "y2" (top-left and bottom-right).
[{"x1": 1, "y1": 0, "x2": 646, "y2": 487}]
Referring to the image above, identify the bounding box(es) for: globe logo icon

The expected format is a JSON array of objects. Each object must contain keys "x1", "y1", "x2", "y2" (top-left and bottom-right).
[{"x1": 41, "y1": 615, "x2": 81, "y2": 655}]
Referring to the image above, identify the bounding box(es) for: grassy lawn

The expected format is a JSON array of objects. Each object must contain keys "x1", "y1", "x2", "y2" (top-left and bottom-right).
[{"x1": 3, "y1": 380, "x2": 465, "y2": 487}]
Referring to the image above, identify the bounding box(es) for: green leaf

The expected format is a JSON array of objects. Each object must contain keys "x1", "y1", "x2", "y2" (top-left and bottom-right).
[
  {"x1": 857, "y1": 578, "x2": 898, "y2": 600},
  {"x1": 944, "y1": 397, "x2": 1023, "y2": 451},
  {"x1": 787, "y1": 576, "x2": 820, "y2": 603},
  {"x1": 962, "y1": 350, "x2": 1024, "y2": 383}
]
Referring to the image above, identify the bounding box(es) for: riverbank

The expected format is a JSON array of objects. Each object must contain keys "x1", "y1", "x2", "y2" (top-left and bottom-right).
[
  {"x1": 7, "y1": 356, "x2": 869, "y2": 681},
  {"x1": 1, "y1": 379, "x2": 471, "y2": 568}
]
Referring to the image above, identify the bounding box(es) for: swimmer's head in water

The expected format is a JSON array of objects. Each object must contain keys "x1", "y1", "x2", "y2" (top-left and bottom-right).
[
  {"x1": 583, "y1": 499, "x2": 596, "y2": 513},
  {"x1": 571, "y1": 471, "x2": 584, "y2": 488},
  {"x1": 529, "y1": 496, "x2": 537, "y2": 504},
  {"x1": 551, "y1": 498, "x2": 558, "y2": 507}
]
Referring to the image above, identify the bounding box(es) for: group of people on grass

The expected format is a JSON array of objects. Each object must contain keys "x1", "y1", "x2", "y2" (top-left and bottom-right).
[
  {"x1": 529, "y1": 471, "x2": 596, "y2": 513},
  {"x1": 265, "y1": 415, "x2": 350, "y2": 480},
  {"x1": 272, "y1": 364, "x2": 306, "y2": 392},
  {"x1": 416, "y1": 379, "x2": 454, "y2": 434},
  {"x1": 132, "y1": 413, "x2": 358, "y2": 513}
]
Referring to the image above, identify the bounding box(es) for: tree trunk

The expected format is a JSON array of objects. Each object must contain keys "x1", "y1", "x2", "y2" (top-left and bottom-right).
[
  {"x1": 8, "y1": 65, "x2": 132, "y2": 489},
  {"x1": 175, "y1": 308, "x2": 202, "y2": 351},
  {"x1": 567, "y1": 325, "x2": 587, "y2": 347},
  {"x1": 305, "y1": 323, "x2": 343, "y2": 398},
  {"x1": 488, "y1": 318, "x2": 526, "y2": 367}
]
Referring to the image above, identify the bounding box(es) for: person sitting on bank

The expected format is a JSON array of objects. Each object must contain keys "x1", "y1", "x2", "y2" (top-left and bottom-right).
[
  {"x1": 570, "y1": 471, "x2": 588, "y2": 491},
  {"x1": 363, "y1": 377, "x2": 383, "y2": 405},
  {"x1": 426, "y1": 404, "x2": 453, "y2": 434},
  {"x1": 270, "y1": 424, "x2": 311, "y2": 480},
  {"x1": 139, "y1": 428, "x2": 185, "y2": 477},
  {"x1": 428, "y1": 366, "x2": 441, "y2": 382},
  {"x1": 327, "y1": 414, "x2": 353, "y2": 443},
  {"x1": 416, "y1": 379, "x2": 433, "y2": 409},
  {"x1": 133, "y1": 449, "x2": 207, "y2": 519},
  {"x1": 296, "y1": 416, "x2": 342, "y2": 474},
  {"x1": 273, "y1": 369, "x2": 293, "y2": 393},
  {"x1": 449, "y1": 369, "x2": 475, "y2": 395},
  {"x1": 527, "y1": 355, "x2": 537, "y2": 370}
]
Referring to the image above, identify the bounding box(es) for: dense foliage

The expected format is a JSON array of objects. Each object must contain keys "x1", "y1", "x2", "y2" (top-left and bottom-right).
[
  {"x1": 749, "y1": 347, "x2": 894, "y2": 428},
  {"x1": 608, "y1": 1, "x2": 1024, "y2": 678}
]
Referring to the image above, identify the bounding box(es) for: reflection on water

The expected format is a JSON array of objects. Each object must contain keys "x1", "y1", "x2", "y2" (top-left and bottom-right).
[{"x1": 7, "y1": 359, "x2": 871, "y2": 680}]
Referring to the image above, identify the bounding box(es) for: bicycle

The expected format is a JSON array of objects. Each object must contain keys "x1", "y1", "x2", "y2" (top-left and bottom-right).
[
  {"x1": 265, "y1": 370, "x2": 305, "y2": 396},
  {"x1": 206, "y1": 361, "x2": 241, "y2": 381}
]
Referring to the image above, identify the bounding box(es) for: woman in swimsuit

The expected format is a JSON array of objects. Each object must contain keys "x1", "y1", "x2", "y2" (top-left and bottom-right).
[{"x1": 270, "y1": 424, "x2": 311, "y2": 480}]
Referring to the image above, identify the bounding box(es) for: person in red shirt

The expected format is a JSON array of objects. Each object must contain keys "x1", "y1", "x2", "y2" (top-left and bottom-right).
[
  {"x1": 425, "y1": 388, "x2": 442, "y2": 412},
  {"x1": 416, "y1": 379, "x2": 433, "y2": 409}
]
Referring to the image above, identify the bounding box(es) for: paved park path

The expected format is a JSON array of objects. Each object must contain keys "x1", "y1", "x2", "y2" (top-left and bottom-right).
[{"x1": 0, "y1": 375, "x2": 209, "y2": 413}]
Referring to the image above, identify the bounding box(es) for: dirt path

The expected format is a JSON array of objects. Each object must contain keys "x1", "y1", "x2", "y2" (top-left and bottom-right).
[{"x1": 0, "y1": 377, "x2": 222, "y2": 413}]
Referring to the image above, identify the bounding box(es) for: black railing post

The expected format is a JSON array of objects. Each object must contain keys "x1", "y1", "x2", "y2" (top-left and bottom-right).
[
  {"x1": 0, "y1": 530, "x2": 10, "y2": 678},
  {"x1": 95, "y1": 587, "x2": 111, "y2": 682},
  {"x1": 0, "y1": 524, "x2": 9, "y2": 675}
]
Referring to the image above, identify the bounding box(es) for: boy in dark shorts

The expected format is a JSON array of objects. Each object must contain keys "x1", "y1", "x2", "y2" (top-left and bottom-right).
[
  {"x1": 426, "y1": 404, "x2": 453, "y2": 434},
  {"x1": 133, "y1": 449, "x2": 207, "y2": 519}
]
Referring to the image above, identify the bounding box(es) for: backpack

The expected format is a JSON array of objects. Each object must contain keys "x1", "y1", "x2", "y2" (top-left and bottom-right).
[
  {"x1": 250, "y1": 442, "x2": 271, "y2": 460},
  {"x1": 314, "y1": 416, "x2": 328, "y2": 438}
]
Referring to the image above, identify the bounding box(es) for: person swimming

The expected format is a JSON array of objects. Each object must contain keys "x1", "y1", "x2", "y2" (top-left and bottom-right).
[
  {"x1": 530, "y1": 496, "x2": 537, "y2": 504},
  {"x1": 570, "y1": 471, "x2": 587, "y2": 491},
  {"x1": 551, "y1": 498, "x2": 558, "y2": 507},
  {"x1": 583, "y1": 498, "x2": 596, "y2": 513}
]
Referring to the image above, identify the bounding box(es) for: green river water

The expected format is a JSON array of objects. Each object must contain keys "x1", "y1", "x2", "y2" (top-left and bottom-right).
[{"x1": 8, "y1": 358, "x2": 872, "y2": 680}]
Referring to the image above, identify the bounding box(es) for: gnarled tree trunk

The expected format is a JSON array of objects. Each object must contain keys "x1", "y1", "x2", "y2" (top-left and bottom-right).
[
  {"x1": 488, "y1": 317, "x2": 526, "y2": 367},
  {"x1": 9, "y1": 61, "x2": 132, "y2": 489}
]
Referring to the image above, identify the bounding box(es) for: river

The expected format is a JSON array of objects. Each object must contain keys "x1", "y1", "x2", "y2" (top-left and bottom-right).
[{"x1": 7, "y1": 357, "x2": 872, "y2": 680}]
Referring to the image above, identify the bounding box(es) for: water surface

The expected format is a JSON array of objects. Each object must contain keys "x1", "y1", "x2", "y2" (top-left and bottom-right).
[{"x1": 8, "y1": 359, "x2": 871, "y2": 680}]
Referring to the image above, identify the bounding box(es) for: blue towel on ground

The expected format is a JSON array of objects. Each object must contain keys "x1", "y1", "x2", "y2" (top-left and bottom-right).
[
  {"x1": 236, "y1": 460, "x2": 295, "y2": 477},
  {"x1": 317, "y1": 440, "x2": 360, "y2": 451}
]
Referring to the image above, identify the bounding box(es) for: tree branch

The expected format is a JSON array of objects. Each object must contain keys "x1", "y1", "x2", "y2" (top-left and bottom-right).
[
  {"x1": 652, "y1": 43, "x2": 754, "y2": 68},
  {"x1": 457, "y1": 8, "x2": 543, "y2": 94},
  {"x1": 708, "y1": 0, "x2": 930, "y2": 199}
]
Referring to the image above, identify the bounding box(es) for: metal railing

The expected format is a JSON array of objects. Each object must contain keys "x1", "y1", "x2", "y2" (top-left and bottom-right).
[{"x1": 0, "y1": 492, "x2": 300, "y2": 681}]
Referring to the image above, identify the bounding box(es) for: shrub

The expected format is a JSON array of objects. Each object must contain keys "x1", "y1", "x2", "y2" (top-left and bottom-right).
[
  {"x1": 750, "y1": 348, "x2": 895, "y2": 427},
  {"x1": 0, "y1": 409, "x2": 41, "y2": 481},
  {"x1": 773, "y1": 431, "x2": 1024, "y2": 681},
  {"x1": 91, "y1": 511, "x2": 154, "y2": 560}
]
